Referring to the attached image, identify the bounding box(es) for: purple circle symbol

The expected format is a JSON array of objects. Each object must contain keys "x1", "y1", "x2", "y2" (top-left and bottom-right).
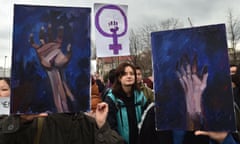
[{"x1": 95, "y1": 4, "x2": 128, "y2": 37}]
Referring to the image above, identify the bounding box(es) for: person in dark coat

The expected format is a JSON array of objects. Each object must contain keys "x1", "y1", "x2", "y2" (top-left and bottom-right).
[
  {"x1": 138, "y1": 102, "x2": 240, "y2": 144},
  {"x1": 0, "y1": 102, "x2": 124, "y2": 144}
]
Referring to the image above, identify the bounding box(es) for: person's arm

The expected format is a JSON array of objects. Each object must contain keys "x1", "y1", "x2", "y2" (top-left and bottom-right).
[
  {"x1": 93, "y1": 102, "x2": 125, "y2": 144},
  {"x1": 104, "y1": 96, "x2": 119, "y2": 132},
  {"x1": 20, "y1": 113, "x2": 48, "y2": 123},
  {"x1": 95, "y1": 121, "x2": 125, "y2": 144},
  {"x1": 221, "y1": 133, "x2": 240, "y2": 144},
  {"x1": 195, "y1": 131, "x2": 239, "y2": 144}
]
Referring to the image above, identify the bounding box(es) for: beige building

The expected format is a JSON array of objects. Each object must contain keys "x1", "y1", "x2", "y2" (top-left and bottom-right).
[{"x1": 0, "y1": 67, "x2": 11, "y2": 78}]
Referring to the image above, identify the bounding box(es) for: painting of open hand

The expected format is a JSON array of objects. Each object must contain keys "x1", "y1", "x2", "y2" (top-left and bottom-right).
[{"x1": 176, "y1": 54, "x2": 208, "y2": 129}]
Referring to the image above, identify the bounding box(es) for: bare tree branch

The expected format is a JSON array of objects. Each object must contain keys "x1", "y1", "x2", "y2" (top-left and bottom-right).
[
  {"x1": 227, "y1": 9, "x2": 240, "y2": 64},
  {"x1": 129, "y1": 18, "x2": 183, "y2": 76}
]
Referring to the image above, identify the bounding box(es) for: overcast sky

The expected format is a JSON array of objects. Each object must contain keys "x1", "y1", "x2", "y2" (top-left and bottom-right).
[{"x1": 1, "y1": 0, "x2": 240, "y2": 68}]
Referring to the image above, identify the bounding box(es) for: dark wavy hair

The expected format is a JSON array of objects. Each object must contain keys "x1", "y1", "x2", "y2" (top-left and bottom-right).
[
  {"x1": 0, "y1": 77, "x2": 10, "y2": 87},
  {"x1": 108, "y1": 69, "x2": 116, "y2": 84},
  {"x1": 112, "y1": 62, "x2": 140, "y2": 99}
]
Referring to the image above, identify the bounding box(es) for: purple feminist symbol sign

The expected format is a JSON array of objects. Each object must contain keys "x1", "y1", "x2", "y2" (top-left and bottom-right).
[{"x1": 95, "y1": 5, "x2": 128, "y2": 55}]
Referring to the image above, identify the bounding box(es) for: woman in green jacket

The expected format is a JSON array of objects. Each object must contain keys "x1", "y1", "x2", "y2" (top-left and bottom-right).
[{"x1": 104, "y1": 62, "x2": 147, "y2": 144}]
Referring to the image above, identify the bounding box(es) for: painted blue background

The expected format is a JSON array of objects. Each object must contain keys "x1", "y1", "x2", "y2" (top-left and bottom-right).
[
  {"x1": 11, "y1": 5, "x2": 91, "y2": 114},
  {"x1": 151, "y1": 24, "x2": 236, "y2": 131}
]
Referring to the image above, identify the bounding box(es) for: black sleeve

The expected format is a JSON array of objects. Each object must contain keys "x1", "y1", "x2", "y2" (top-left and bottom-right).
[
  {"x1": 95, "y1": 122, "x2": 125, "y2": 144},
  {"x1": 104, "y1": 96, "x2": 119, "y2": 133},
  {"x1": 139, "y1": 106, "x2": 173, "y2": 144}
]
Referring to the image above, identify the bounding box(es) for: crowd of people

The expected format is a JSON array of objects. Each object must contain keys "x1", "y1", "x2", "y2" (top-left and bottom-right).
[{"x1": 0, "y1": 62, "x2": 239, "y2": 144}]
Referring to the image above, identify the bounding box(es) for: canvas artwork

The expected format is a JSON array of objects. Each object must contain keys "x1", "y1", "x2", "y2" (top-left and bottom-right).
[
  {"x1": 151, "y1": 24, "x2": 236, "y2": 131},
  {"x1": 11, "y1": 4, "x2": 91, "y2": 114}
]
